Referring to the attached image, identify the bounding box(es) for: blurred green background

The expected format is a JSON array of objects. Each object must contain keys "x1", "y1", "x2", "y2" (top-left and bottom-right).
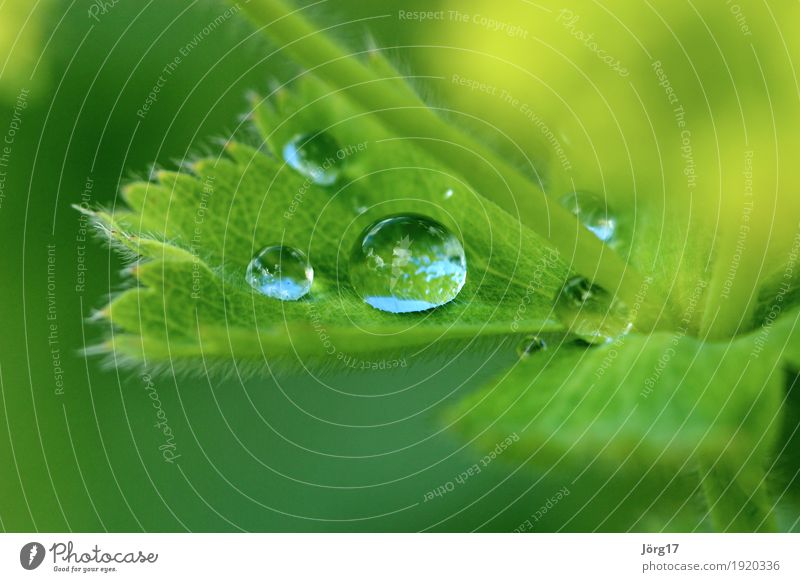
[
  {"x1": 0, "y1": 0, "x2": 587, "y2": 533},
  {"x1": 1, "y1": 0, "x2": 799, "y2": 532}
]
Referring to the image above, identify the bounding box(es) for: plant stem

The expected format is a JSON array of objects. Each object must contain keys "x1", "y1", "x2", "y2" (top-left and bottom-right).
[{"x1": 233, "y1": 0, "x2": 659, "y2": 321}]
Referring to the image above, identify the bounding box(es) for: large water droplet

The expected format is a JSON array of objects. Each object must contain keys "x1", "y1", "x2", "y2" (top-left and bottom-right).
[
  {"x1": 517, "y1": 335, "x2": 547, "y2": 359},
  {"x1": 246, "y1": 245, "x2": 313, "y2": 300},
  {"x1": 282, "y1": 131, "x2": 341, "y2": 186},
  {"x1": 560, "y1": 191, "x2": 617, "y2": 243},
  {"x1": 349, "y1": 214, "x2": 467, "y2": 313},
  {"x1": 555, "y1": 277, "x2": 632, "y2": 344}
]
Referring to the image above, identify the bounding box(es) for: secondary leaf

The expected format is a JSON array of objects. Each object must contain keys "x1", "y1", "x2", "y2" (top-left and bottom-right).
[
  {"x1": 445, "y1": 326, "x2": 786, "y2": 468},
  {"x1": 445, "y1": 308, "x2": 800, "y2": 529}
]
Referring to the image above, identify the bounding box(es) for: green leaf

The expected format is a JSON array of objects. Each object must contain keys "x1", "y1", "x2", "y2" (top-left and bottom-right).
[
  {"x1": 88, "y1": 75, "x2": 573, "y2": 371},
  {"x1": 446, "y1": 330, "x2": 784, "y2": 470},
  {"x1": 700, "y1": 461, "x2": 776, "y2": 533},
  {"x1": 235, "y1": 0, "x2": 656, "y2": 315},
  {"x1": 445, "y1": 309, "x2": 800, "y2": 530}
]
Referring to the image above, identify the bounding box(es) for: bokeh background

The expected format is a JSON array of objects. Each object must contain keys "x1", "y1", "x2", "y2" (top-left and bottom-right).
[{"x1": 1, "y1": 0, "x2": 799, "y2": 531}]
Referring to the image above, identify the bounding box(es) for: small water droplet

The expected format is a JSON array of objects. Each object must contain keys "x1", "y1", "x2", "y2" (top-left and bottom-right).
[
  {"x1": 560, "y1": 191, "x2": 617, "y2": 243},
  {"x1": 246, "y1": 245, "x2": 313, "y2": 300},
  {"x1": 349, "y1": 214, "x2": 467, "y2": 313},
  {"x1": 282, "y1": 131, "x2": 342, "y2": 185},
  {"x1": 443, "y1": 188, "x2": 454, "y2": 200},
  {"x1": 555, "y1": 276, "x2": 632, "y2": 344},
  {"x1": 517, "y1": 335, "x2": 547, "y2": 358}
]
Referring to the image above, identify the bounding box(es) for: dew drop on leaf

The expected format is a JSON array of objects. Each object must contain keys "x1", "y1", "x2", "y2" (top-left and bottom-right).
[
  {"x1": 516, "y1": 335, "x2": 547, "y2": 358},
  {"x1": 282, "y1": 131, "x2": 342, "y2": 185},
  {"x1": 353, "y1": 198, "x2": 369, "y2": 215},
  {"x1": 559, "y1": 190, "x2": 617, "y2": 244},
  {"x1": 555, "y1": 276, "x2": 632, "y2": 344},
  {"x1": 246, "y1": 245, "x2": 313, "y2": 300},
  {"x1": 349, "y1": 214, "x2": 467, "y2": 313}
]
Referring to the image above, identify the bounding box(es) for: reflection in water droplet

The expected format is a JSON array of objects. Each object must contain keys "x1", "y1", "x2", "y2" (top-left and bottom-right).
[
  {"x1": 517, "y1": 335, "x2": 547, "y2": 359},
  {"x1": 559, "y1": 190, "x2": 617, "y2": 243},
  {"x1": 349, "y1": 214, "x2": 467, "y2": 313},
  {"x1": 246, "y1": 245, "x2": 313, "y2": 300},
  {"x1": 555, "y1": 276, "x2": 632, "y2": 344},
  {"x1": 282, "y1": 131, "x2": 342, "y2": 185}
]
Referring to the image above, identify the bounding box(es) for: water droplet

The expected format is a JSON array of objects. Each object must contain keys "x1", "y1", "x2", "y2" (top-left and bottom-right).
[
  {"x1": 560, "y1": 191, "x2": 617, "y2": 243},
  {"x1": 246, "y1": 245, "x2": 313, "y2": 300},
  {"x1": 555, "y1": 276, "x2": 632, "y2": 344},
  {"x1": 443, "y1": 188, "x2": 454, "y2": 200},
  {"x1": 282, "y1": 131, "x2": 342, "y2": 185},
  {"x1": 517, "y1": 335, "x2": 547, "y2": 358},
  {"x1": 349, "y1": 214, "x2": 467, "y2": 313}
]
